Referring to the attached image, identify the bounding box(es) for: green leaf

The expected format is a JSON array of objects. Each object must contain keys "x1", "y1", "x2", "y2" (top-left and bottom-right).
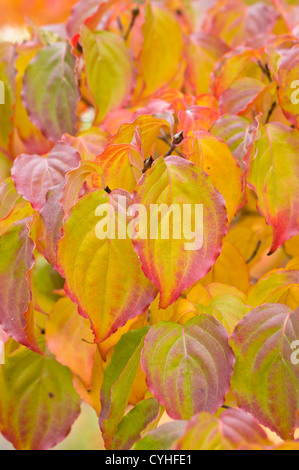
[
  {"x1": 81, "y1": 27, "x2": 133, "y2": 123},
  {"x1": 99, "y1": 327, "x2": 150, "y2": 449},
  {"x1": 110, "y1": 397, "x2": 162, "y2": 450},
  {"x1": 133, "y1": 421, "x2": 187, "y2": 450},
  {"x1": 22, "y1": 42, "x2": 79, "y2": 141},
  {"x1": 0, "y1": 344, "x2": 81, "y2": 450}
]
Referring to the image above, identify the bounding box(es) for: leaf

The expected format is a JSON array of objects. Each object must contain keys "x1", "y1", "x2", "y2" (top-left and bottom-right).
[
  {"x1": 178, "y1": 104, "x2": 219, "y2": 136},
  {"x1": 110, "y1": 397, "x2": 162, "y2": 450},
  {"x1": 247, "y1": 269, "x2": 299, "y2": 307},
  {"x1": 200, "y1": 241, "x2": 250, "y2": 292},
  {"x1": 132, "y1": 156, "x2": 228, "y2": 308},
  {"x1": 0, "y1": 178, "x2": 23, "y2": 220},
  {"x1": 203, "y1": 1, "x2": 278, "y2": 47},
  {"x1": 135, "y1": 4, "x2": 184, "y2": 99},
  {"x1": 32, "y1": 257, "x2": 63, "y2": 316},
  {"x1": 99, "y1": 327, "x2": 149, "y2": 448},
  {"x1": 11, "y1": 142, "x2": 80, "y2": 211},
  {"x1": 133, "y1": 421, "x2": 187, "y2": 451},
  {"x1": 72, "y1": 348, "x2": 103, "y2": 414},
  {"x1": 0, "y1": 344, "x2": 81, "y2": 450},
  {"x1": 225, "y1": 217, "x2": 272, "y2": 267},
  {"x1": 148, "y1": 295, "x2": 197, "y2": 325},
  {"x1": 11, "y1": 42, "x2": 53, "y2": 157},
  {"x1": 219, "y1": 78, "x2": 275, "y2": 116},
  {"x1": 0, "y1": 43, "x2": 15, "y2": 151},
  {"x1": 195, "y1": 294, "x2": 251, "y2": 335},
  {"x1": 187, "y1": 131, "x2": 243, "y2": 223},
  {"x1": 62, "y1": 127, "x2": 108, "y2": 160},
  {"x1": 230, "y1": 303, "x2": 299, "y2": 439},
  {"x1": 211, "y1": 114, "x2": 260, "y2": 173},
  {"x1": 285, "y1": 235, "x2": 299, "y2": 258},
  {"x1": 81, "y1": 26, "x2": 133, "y2": 123},
  {"x1": 95, "y1": 143, "x2": 143, "y2": 193},
  {"x1": 0, "y1": 217, "x2": 40, "y2": 352},
  {"x1": 111, "y1": 115, "x2": 171, "y2": 159},
  {"x1": 46, "y1": 297, "x2": 97, "y2": 388},
  {"x1": 278, "y1": 45, "x2": 299, "y2": 129},
  {"x1": 174, "y1": 409, "x2": 270, "y2": 450},
  {"x1": 66, "y1": 0, "x2": 111, "y2": 37},
  {"x1": 61, "y1": 160, "x2": 104, "y2": 217},
  {"x1": 141, "y1": 315, "x2": 235, "y2": 420},
  {"x1": 185, "y1": 33, "x2": 229, "y2": 95},
  {"x1": 247, "y1": 123, "x2": 299, "y2": 253},
  {"x1": 22, "y1": 42, "x2": 79, "y2": 142},
  {"x1": 57, "y1": 190, "x2": 157, "y2": 342},
  {"x1": 39, "y1": 183, "x2": 64, "y2": 267},
  {"x1": 212, "y1": 48, "x2": 261, "y2": 99}
]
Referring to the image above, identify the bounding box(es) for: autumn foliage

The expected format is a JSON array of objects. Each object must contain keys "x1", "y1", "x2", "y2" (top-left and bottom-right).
[{"x1": 1, "y1": 0, "x2": 299, "y2": 451}]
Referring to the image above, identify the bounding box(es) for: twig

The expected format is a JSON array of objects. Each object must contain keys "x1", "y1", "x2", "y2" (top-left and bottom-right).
[
  {"x1": 257, "y1": 60, "x2": 272, "y2": 83},
  {"x1": 124, "y1": 6, "x2": 140, "y2": 41},
  {"x1": 246, "y1": 240, "x2": 261, "y2": 264},
  {"x1": 161, "y1": 131, "x2": 185, "y2": 158},
  {"x1": 265, "y1": 101, "x2": 277, "y2": 124}
]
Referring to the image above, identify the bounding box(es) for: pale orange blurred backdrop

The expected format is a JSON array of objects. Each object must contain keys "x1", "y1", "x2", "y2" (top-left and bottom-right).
[{"x1": 0, "y1": 0, "x2": 77, "y2": 26}]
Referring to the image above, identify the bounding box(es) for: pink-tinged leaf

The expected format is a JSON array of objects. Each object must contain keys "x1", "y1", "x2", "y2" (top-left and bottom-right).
[
  {"x1": 66, "y1": 0, "x2": 105, "y2": 37},
  {"x1": 247, "y1": 123, "x2": 299, "y2": 254},
  {"x1": 178, "y1": 105, "x2": 219, "y2": 135},
  {"x1": 133, "y1": 421, "x2": 187, "y2": 451},
  {"x1": 39, "y1": 183, "x2": 64, "y2": 267},
  {"x1": 131, "y1": 156, "x2": 227, "y2": 308},
  {"x1": 67, "y1": 0, "x2": 121, "y2": 37},
  {"x1": 231, "y1": 303, "x2": 299, "y2": 440},
  {"x1": 0, "y1": 344, "x2": 81, "y2": 450},
  {"x1": 0, "y1": 325, "x2": 9, "y2": 344},
  {"x1": 22, "y1": 42, "x2": 79, "y2": 142},
  {"x1": 141, "y1": 315, "x2": 235, "y2": 420},
  {"x1": 212, "y1": 48, "x2": 261, "y2": 100},
  {"x1": 211, "y1": 114, "x2": 260, "y2": 173},
  {"x1": 57, "y1": 190, "x2": 158, "y2": 342},
  {"x1": 0, "y1": 218, "x2": 40, "y2": 352},
  {"x1": 62, "y1": 127, "x2": 108, "y2": 161},
  {"x1": 202, "y1": 1, "x2": 278, "y2": 47},
  {"x1": 219, "y1": 78, "x2": 270, "y2": 116},
  {"x1": 12, "y1": 142, "x2": 80, "y2": 212},
  {"x1": 100, "y1": 327, "x2": 150, "y2": 449},
  {"x1": 174, "y1": 409, "x2": 270, "y2": 450},
  {"x1": 40, "y1": 161, "x2": 104, "y2": 267}
]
